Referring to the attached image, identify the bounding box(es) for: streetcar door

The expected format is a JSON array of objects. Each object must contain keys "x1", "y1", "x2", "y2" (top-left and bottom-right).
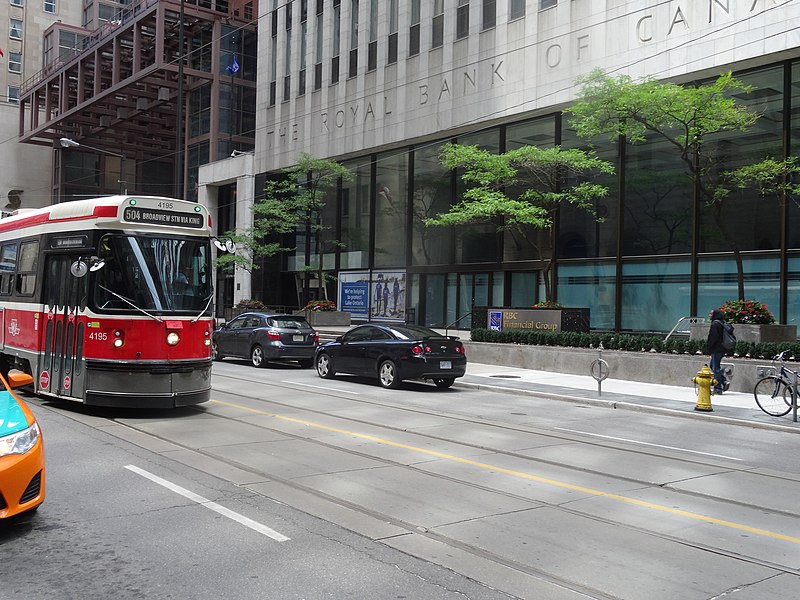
[{"x1": 41, "y1": 255, "x2": 88, "y2": 399}]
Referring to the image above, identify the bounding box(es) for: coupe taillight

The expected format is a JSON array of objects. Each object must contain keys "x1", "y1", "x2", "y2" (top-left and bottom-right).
[
  {"x1": 314, "y1": 333, "x2": 319, "y2": 343},
  {"x1": 411, "y1": 345, "x2": 423, "y2": 355}
]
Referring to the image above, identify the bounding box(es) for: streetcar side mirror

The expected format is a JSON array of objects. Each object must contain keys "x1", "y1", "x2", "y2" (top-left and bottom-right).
[{"x1": 70, "y1": 259, "x2": 88, "y2": 278}]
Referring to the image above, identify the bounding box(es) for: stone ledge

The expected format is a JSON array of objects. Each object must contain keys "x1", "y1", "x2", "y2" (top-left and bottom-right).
[{"x1": 462, "y1": 341, "x2": 781, "y2": 393}]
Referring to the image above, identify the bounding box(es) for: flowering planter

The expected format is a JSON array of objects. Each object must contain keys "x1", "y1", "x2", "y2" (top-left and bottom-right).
[
  {"x1": 299, "y1": 310, "x2": 352, "y2": 328},
  {"x1": 690, "y1": 323, "x2": 797, "y2": 343}
]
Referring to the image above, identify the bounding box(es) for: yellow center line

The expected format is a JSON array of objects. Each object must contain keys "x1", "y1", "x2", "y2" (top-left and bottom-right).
[{"x1": 212, "y1": 398, "x2": 800, "y2": 544}]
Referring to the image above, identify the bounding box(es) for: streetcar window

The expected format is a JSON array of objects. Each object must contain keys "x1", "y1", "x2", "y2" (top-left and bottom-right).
[
  {"x1": 16, "y1": 240, "x2": 39, "y2": 296},
  {"x1": 0, "y1": 242, "x2": 17, "y2": 295},
  {"x1": 93, "y1": 234, "x2": 212, "y2": 314}
]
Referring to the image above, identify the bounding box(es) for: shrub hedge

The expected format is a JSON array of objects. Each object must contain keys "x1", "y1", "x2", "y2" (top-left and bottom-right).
[{"x1": 470, "y1": 328, "x2": 800, "y2": 360}]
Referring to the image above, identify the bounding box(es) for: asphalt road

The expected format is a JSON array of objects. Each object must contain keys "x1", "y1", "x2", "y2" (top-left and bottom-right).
[{"x1": 4, "y1": 359, "x2": 800, "y2": 599}]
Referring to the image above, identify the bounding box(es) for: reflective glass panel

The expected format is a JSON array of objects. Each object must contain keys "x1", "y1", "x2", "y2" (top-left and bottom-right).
[
  {"x1": 621, "y1": 259, "x2": 690, "y2": 332},
  {"x1": 697, "y1": 256, "x2": 780, "y2": 321},
  {"x1": 412, "y1": 142, "x2": 453, "y2": 265},
  {"x1": 340, "y1": 160, "x2": 371, "y2": 269},
  {"x1": 557, "y1": 262, "x2": 616, "y2": 330},
  {"x1": 374, "y1": 150, "x2": 409, "y2": 267}
]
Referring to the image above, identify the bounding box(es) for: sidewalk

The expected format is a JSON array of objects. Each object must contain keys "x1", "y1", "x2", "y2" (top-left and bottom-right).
[{"x1": 460, "y1": 362, "x2": 800, "y2": 433}]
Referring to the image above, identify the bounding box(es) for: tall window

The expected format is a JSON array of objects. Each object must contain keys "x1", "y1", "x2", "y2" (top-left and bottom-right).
[
  {"x1": 10, "y1": 19, "x2": 23, "y2": 40},
  {"x1": 409, "y1": 0, "x2": 420, "y2": 56},
  {"x1": 299, "y1": 0, "x2": 307, "y2": 95},
  {"x1": 367, "y1": 0, "x2": 377, "y2": 71},
  {"x1": 10, "y1": 0, "x2": 23, "y2": 6},
  {"x1": 456, "y1": 0, "x2": 469, "y2": 40},
  {"x1": 8, "y1": 51, "x2": 21, "y2": 73},
  {"x1": 539, "y1": 0, "x2": 556, "y2": 10},
  {"x1": 314, "y1": 0, "x2": 323, "y2": 90},
  {"x1": 387, "y1": 0, "x2": 398, "y2": 64},
  {"x1": 432, "y1": 0, "x2": 444, "y2": 48},
  {"x1": 7, "y1": 85, "x2": 20, "y2": 104},
  {"x1": 43, "y1": 0, "x2": 55, "y2": 13},
  {"x1": 510, "y1": 0, "x2": 526, "y2": 20},
  {"x1": 270, "y1": 0, "x2": 278, "y2": 105},
  {"x1": 348, "y1": 0, "x2": 358, "y2": 78},
  {"x1": 331, "y1": 0, "x2": 341, "y2": 83},
  {"x1": 482, "y1": 0, "x2": 495, "y2": 30},
  {"x1": 284, "y1": 1, "x2": 292, "y2": 101}
]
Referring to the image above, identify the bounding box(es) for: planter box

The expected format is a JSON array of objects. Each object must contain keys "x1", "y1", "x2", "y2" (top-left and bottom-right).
[
  {"x1": 690, "y1": 322, "x2": 797, "y2": 344},
  {"x1": 298, "y1": 310, "x2": 352, "y2": 327}
]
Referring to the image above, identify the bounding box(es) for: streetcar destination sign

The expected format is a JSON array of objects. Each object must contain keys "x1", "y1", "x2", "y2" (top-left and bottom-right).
[{"x1": 123, "y1": 207, "x2": 204, "y2": 228}]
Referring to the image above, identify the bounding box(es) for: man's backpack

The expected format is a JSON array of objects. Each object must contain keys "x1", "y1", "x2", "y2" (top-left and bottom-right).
[{"x1": 721, "y1": 322, "x2": 736, "y2": 351}]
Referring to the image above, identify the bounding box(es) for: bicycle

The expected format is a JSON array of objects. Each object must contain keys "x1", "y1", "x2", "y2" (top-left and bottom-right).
[{"x1": 753, "y1": 351, "x2": 799, "y2": 417}]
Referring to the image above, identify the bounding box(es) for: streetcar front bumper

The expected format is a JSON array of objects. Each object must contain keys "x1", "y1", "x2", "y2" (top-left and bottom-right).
[{"x1": 84, "y1": 359, "x2": 212, "y2": 408}]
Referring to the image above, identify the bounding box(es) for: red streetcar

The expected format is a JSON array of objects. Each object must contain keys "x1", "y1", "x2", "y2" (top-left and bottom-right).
[{"x1": 0, "y1": 195, "x2": 229, "y2": 408}]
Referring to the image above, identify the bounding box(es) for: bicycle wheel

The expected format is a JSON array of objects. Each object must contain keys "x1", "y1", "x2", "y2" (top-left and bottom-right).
[{"x1": 753, "y1": 376, "x2": 794, "y2": 417}]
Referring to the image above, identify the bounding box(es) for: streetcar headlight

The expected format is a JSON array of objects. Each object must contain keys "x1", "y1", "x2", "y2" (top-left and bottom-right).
[
  {"x1": 113, "y1": 338, "x2": 124, "y2": 348},
  {"x1": 204, "y1": 339, "x2": 211, "y2": 346},
  {"x1": 0, "y1": 422, "x2": 40, "y2": 457},
  {"x1": 166, "y1": 332, "x2": 180, "y2": 346}
]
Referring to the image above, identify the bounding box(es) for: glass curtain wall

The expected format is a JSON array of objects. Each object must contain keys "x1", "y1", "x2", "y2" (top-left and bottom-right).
[
  {"x1": 503, "y1": 116, "x2": 556, "y2": 263},
  {"x1": 786, "y1": 62, "x2": 800, "y2": 327},
  {"x1": 412, "y1": 142, "x2": 453, "y2": 266},
  {"x1": 454, "y1": 129, "x2": 499, "y2": 264},
  {"x1": 699, "y1": 66, "x2": 784, "y2": 253},
  {"x1": 340, "y1": 159, "x2": 371, "y2": 269},
  {"x1": 697, "y1": 256, "x2": 781, "y2": 320},
  {"x1": 621, "y1": 259, "x2": 691, "y2": 332},
  {"x1": 374, "y1": 151, "x2": 409, "y2": 267},
  {"x1": 557, "y1": 262, "x2": 616, "y2": 330},
  {"x1": 559, "y1": 128, "x2": 619, "y2": 259}
]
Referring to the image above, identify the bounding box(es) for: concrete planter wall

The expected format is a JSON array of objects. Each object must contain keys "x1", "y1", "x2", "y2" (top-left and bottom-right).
[
  {"x1": 299, "y1": 310, "x2": 352, "y2": 327},
  {"x1": 462, "y1": 341, "x2": 777, "y2": 393},
  {"x1": 689, "y1": 323, "x2": 797, "y2": 343}
]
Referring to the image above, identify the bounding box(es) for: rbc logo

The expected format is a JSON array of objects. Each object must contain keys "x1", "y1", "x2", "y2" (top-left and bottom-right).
[{"x1": 489, "y1": 311, "x2": 503, "y2": 331}]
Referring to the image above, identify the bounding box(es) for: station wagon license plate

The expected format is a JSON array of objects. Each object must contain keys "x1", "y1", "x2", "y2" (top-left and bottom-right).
[
  {"x1": 440, "y1": 360, "x2": 452, "y2": 369},
  {"x1": 293, "y1": 335, "x2": 304, "y2": 342}
]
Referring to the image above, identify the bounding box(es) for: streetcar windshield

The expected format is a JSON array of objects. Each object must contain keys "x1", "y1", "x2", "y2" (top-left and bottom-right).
[{"x1": 92, "y1": 234, "x2": 212, "y2": 314}]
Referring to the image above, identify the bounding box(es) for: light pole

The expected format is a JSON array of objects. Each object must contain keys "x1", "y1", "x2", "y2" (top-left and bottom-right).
[{"x1": 59, "y1": 137, "x2": 128, "y2": 195}]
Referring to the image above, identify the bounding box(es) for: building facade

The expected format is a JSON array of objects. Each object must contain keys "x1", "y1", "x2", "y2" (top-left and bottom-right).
[
  {"x1": 1, "y1": 0, "x2": 85, "y2": 212},
  {"x1": 198, "y1": 0, "x2": 800, "y2": 332}
]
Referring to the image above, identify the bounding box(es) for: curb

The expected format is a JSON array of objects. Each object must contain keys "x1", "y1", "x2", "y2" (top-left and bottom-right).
[{"x1": 454, "y1": 380, "x2": 800, "y2": 435}]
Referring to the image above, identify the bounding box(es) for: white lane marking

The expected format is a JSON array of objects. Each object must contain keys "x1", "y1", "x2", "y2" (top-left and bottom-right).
[
  {"x1": 125, "y1": 465, "x2": 290, "y2": 542},
  {"x1": 553, "y1": 428, "x2": 743, "y2": 461},
  {"x1": 281, "y1": 380, "x2": 361, "y2": 395}
]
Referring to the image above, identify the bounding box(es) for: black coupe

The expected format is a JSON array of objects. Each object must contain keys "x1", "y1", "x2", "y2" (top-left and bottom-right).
[{"x1": 314, "y1": 324, "x2": 467, "y2": 389}]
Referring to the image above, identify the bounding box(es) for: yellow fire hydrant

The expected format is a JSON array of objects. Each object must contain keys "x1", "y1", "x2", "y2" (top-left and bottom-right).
[{"x1": 693, "y1": 364, "x2": 717, "y2": 412}]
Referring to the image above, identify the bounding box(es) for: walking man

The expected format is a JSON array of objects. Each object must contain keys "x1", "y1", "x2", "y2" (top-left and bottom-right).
[{"x1": 707, "y1": 308, "x2": 732, "y2": 394}]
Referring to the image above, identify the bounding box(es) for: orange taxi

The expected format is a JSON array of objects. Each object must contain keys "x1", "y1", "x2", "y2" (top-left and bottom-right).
[{"x1": 0, "y1": 370, "x2": 44, "y2": 519}]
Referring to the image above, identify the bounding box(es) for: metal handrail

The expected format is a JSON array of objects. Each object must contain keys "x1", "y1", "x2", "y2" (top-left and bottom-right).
[
  {"x1": 445, "y1": 312, "x2": 473, "y2": 337},
  {"x1": 664, "y1": 316, "x2": 704, "y2": 342}
]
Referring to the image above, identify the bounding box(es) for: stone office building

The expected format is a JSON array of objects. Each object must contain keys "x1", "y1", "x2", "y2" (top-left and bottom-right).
[{"x1": 199, "y1": 0, "x2": 800, "y2": 332}]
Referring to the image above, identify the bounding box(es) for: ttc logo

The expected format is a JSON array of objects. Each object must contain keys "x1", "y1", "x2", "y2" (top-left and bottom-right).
[{"x1": 7, "y1": 319, "x2": 20, "y2": 336}]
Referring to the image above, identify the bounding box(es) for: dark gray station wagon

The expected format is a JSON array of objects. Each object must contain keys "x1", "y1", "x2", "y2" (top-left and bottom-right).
[{"x1": 212, "y1": 312, "x2": 318, "y2": 368}]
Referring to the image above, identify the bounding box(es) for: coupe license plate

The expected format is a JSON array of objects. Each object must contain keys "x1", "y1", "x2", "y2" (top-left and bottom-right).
[
  {"x1": 440, "y1": 360, "x2": 452, "y2": 369},
  {"x1": 293, "y1": 335, "x2": 304, "y2": 342}
]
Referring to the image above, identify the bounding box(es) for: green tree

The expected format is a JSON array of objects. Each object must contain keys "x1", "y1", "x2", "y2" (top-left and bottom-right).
[
  {"x1": 426, "y1": 143, "x2": 614, "y2": 301},
  {"x1": 566, "y1": 70, "x2": 800, "y2": 300},
  {"x1": 216, "y1": 153, "x2": 353, "y2": 305}
]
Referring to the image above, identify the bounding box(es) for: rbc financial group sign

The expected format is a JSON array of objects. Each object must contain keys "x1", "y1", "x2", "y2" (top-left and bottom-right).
[{"x1": 487, "y1": 308, "x2": 590, "y2": 333}]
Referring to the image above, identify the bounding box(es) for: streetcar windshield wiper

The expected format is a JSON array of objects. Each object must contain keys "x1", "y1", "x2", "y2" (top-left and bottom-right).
[
  {"x1": 98, "y1": 285, "x2": 164, "y2": 323},
  {"x1": 191, "y1": 294, "x2": 214, "y2": 323}
]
